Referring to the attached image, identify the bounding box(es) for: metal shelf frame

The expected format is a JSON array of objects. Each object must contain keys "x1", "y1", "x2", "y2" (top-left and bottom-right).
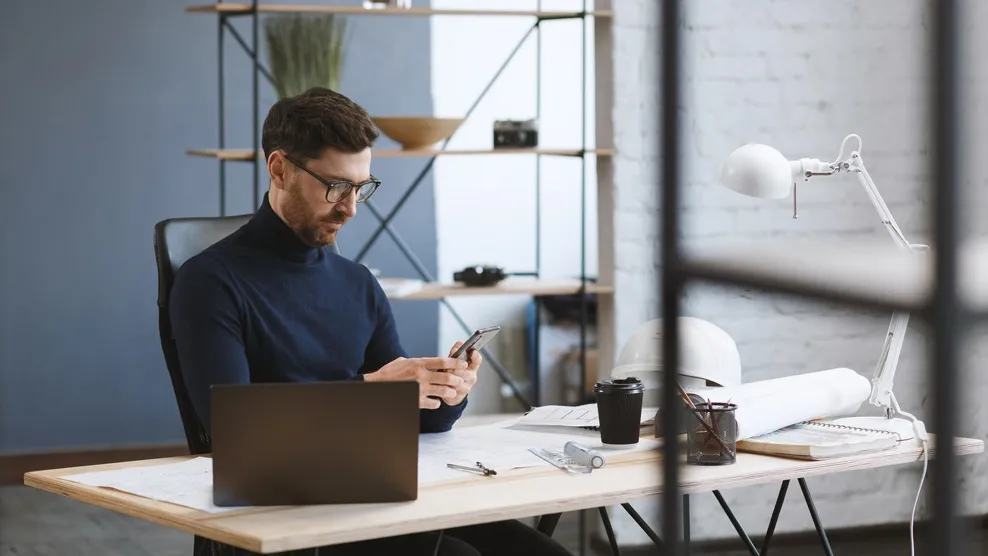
[
  {"x1": 198, "y1": 0, "x2": 608, "y2": 412},
  {"x1": 657, "y1": 0, "x2": 966, "y2": 554}
]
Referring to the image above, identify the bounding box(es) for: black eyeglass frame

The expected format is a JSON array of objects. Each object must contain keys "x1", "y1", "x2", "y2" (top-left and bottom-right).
[{"x1": 282, "y1": 152, "x2": 381, "y2": 204}]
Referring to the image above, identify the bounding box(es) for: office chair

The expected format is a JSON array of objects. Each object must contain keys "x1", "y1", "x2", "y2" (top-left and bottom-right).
[
  {"x1": 154, "y1": 214, "x2": 339, "y2": 556},
  {"x1": 154, "y1": 214, "x2": 341, "y2": 454},
  {"x1": 154, "y1": 215, "x2": 250, "y2": 456}
]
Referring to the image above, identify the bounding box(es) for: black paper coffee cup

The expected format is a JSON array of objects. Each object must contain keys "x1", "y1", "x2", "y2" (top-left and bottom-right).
[{"x1": 594, "y1": 377, "x2": 645, "y2": 446}]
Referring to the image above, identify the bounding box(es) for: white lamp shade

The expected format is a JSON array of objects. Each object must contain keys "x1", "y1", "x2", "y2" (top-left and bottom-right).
[{"x1": 721, "y1": 143, "x2": 794, "y2": 199}]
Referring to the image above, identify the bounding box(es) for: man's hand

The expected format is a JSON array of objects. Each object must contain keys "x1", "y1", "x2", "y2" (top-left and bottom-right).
[
  {"x1": 441, "y1": 341, "x2": 482, "y2": 407},
  {"x1": 364, "y1": 356, "x2": 467, "y2": 409}
]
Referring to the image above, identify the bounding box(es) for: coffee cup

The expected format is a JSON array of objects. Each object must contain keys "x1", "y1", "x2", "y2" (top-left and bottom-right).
[{"x1": 594, "y1": 377, "x2": 645, "y2": 447}]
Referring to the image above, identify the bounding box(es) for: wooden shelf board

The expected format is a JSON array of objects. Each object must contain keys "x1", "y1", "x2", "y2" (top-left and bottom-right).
[
  {"x1": 385, "y1": 279, "x2": 613, "y2": 300},
  {"x1": 186, "y1": 4, "x2": 612, "y2": 18},
  {"x1": 187, "y1": 148, "x2": 614, "y2": 161}
]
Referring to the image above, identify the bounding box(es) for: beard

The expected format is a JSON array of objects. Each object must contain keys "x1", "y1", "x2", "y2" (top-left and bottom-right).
[{"x1": 282, "y1": 177, "x2": 346, "y2": 247}]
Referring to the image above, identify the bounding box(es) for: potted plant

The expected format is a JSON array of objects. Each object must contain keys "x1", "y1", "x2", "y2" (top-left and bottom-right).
[{"x1": 265, "y1": 14, "x2": 348, "y2": 99}]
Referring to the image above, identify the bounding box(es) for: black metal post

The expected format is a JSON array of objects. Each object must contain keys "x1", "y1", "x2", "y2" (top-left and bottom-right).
[
  {"x1": 579, "y1": 510, "x2": 587, "y2": 556},
  {"x1": 537, "y1": 513, "x2": 562, "y2": 536},
  {"x1": 621, "y1": 503, "x2": 664, "y2": 550},
  {"x1": 598, "y1": 507, "x2": 622, "y2": 556},
  {"x1": 683, "y1": 495, "x2": 691, "y2": 556},
  {"x1": 659, "y1": 0, "x2": 684, "y2": 553},
  {"x1": 712, "y1": 491, "x2": 760, "y2": 556},
  {"x1": 353, "y1": 158, "x2": 438, "y2": 263},
  {"x1": 250, "y1": 0, "x2": 259, "y2": 210},
  {"x1": 218, "y1": 14, "x2": 226, "y2": 216},
  {"x1": 353, "y1": 22, "x2": 540, "y2": 264},
  {"x1": 930, "y1": 0, "x2": 962, "y2": 554},
  {"x1": 760, "y1": 480, "x2": 789, "y2": 555},
  {"x1": 363, "y1": 200, "x2": 532, "y2": 408},
  {"x1": 797, "y1": 479, "x2": 834, "y2": 556},
  {"x1": 578, "y1": 2, "x2": 589, "y2": 405},
  {"x1": 532, "y1": 4, "x2": 543, "y2": 408},
  {"x1": 222, "y1": 18, "x2": 277, "y2": 85},
  {"x1": 431, "y1": 530, "x2": 444, "y2": 556}
]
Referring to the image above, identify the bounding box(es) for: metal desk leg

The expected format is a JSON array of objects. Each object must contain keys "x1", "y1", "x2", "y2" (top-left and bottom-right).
[
  {"x1": 798, "y1": 478, "x2": 835, "y2": 556},
  {"x1": 713, "y1": 490, "x2": 760, "y2": 556},
  {"x1": 683, "y1": 495, "x2": 691, "y2": 556},
  {"x1": 598, "y1": 507, "x2": 622, "y2": 556},
  {"x1": 761, "y1": 480, "x2": 790, "y2": 555},
  {"x1": 621, "y1": 503, "x2": 664, "y2": 550},
  {"x1": 537, "y1": 513, "x2": 562, "y2": 536},
  {"x1": 431, "y1": 530, "x2": 444, "y2": 556}
]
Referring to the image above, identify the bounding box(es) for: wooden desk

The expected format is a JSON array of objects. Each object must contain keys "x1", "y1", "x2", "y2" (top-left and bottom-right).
[{"x1": 23, "y1": 434, "x2": 983, "y2": 554}]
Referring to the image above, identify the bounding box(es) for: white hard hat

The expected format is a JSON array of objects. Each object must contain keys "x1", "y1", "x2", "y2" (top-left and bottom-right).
[{"x1": 610, "y1": 317, "x2": 742, "y2": 391}]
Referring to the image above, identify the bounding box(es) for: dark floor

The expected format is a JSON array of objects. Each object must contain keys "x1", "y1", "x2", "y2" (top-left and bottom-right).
[{"x1": 2, "y1": 485, "x2": 986, "y2": 555}]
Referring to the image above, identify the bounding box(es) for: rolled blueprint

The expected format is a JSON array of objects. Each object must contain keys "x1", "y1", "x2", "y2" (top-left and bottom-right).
[{"x1": 684, "y1": 367, "x2": 871, "y2": 441}]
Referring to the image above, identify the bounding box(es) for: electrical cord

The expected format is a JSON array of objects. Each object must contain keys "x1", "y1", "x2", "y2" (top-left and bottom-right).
[{"x1": 892, "y1": 394, "x2": 929, "y2": 556}]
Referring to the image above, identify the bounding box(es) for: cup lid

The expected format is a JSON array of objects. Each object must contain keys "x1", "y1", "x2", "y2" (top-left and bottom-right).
[{"x1": 594, "y1": 376, "x2": 645, "y2": 394}]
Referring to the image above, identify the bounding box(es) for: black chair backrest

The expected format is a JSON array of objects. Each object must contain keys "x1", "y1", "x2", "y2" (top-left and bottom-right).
[{"x1": 153, "y1": 214, "x2": 338, "y2": 454}]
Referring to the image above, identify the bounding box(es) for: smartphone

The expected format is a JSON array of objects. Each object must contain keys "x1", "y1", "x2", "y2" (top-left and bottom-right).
[{"x1": 451, "y1": 326, "x2": 501, "y2": 360}]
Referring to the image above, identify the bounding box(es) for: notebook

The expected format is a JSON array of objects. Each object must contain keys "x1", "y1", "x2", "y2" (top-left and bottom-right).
[{"x1": 736, "y1": 419, "x2": 900, "y2": 460}]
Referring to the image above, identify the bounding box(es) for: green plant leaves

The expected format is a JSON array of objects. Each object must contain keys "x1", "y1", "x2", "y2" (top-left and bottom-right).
[{"x1": 264, "y1": 14, "x2": 348, "y2": 99}]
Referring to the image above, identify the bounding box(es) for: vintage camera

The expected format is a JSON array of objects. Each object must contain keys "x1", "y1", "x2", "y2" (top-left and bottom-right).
[{"x1": 493, "y1": 119, "x2": 539, "y2": 149}]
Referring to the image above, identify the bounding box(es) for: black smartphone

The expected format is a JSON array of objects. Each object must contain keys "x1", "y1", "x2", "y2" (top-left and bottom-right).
[{"x1": 451, "y1": 326, "x2": 501, "y2": 360}]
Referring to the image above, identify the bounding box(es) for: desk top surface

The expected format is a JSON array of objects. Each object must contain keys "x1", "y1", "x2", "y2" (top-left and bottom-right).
[{"x1": 23, "y1": 426, "x2": 983, "y2": 554}]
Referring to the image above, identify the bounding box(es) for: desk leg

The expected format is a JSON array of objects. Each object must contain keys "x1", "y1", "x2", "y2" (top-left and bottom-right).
[
  {"x1": 760, "y1": 480, "x2": 790, "y2": 555},
  {"x1": 537, "y1": 513, "x2": 562, "y2": 536},
  {"x1": 431, "y1": 530, "x2": 445, "y2": 556},
  {"x1": 620, "y1": 503, "x2": 664, "y2": 550},
  {"x1": 683, "y1": 495, "x2": 691, "y2": 556},
  {"x1": 798, "y1": 478, "x2": 835, "y2": 556},
  {"x1": 598, "y1": 507, "x2": 622, "y2": 556},
  {"x1": 713, "y1": 490, "x2": 760, "y2": 556}
]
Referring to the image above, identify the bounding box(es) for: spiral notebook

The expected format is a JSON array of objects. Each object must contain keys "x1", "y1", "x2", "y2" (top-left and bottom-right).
[{"x1": 736, "y1": 419, "x2": 900, "y2": 460}]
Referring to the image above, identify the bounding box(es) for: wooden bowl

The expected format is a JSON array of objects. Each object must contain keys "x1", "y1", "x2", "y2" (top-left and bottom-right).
[{"x1": 372, "y1": 117, "x2": 464, "y2": 150}]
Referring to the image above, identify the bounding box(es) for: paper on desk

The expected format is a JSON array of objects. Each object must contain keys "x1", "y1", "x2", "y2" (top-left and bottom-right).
[
  {"x1": 518, "y1": 404, "x2": 659, "y2": 428},
  {"x1": 61, "y1": 457, "x2": 245, "y2": 514},
  {"x1": 60, "y1": 425, "x2": 661, "y2": 508},
  {"x1": 418, "y1": 420, "x2": 660, "y2": 485}
]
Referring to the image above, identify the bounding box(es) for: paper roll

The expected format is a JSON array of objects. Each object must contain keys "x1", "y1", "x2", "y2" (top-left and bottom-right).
[{"x1": 685, "y1": 368, "x2": 872, "y2": 441}]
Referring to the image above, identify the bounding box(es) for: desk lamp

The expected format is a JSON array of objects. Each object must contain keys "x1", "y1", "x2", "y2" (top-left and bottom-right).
[{"x1": 719, "y1": 134, "x2": 927, "y2": 441}]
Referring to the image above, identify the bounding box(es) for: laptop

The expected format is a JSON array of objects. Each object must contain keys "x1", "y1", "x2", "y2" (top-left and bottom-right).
[{"x1": 210, "y1": 381, "x2": 420, "y2": 507}]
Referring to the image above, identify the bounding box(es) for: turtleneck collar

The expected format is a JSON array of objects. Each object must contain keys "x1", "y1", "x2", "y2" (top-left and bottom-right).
[{"x1": 244, "y1": 193, "x2": 323, "y2": 264}]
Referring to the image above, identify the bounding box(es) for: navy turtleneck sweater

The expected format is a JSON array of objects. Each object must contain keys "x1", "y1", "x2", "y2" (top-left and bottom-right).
[{"x1": 169, "y1": 194, "x2": 466, "y2": 434}]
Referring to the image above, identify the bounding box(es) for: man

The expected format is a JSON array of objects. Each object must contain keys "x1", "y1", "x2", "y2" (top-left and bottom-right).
[{"x1": 169, "y1": 87, "x2": 571, "y2": 556}]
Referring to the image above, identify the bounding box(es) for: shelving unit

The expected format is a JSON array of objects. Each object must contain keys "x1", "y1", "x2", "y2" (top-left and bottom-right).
[
  {"x1": 186, "y1": 3, "x2": 613, "y2": 18},
  {"x1": 187, "y1": 147, "x2": 615, "y2": 160},
  {"x1": 657, "y1": 0, "x2": 967, "y2": 553},
  {"x1": 387, "y1": 279, "x2": 613, "y2": 301},
  {"x1": 185, "y1": 1, "x2": 615, "y2": 412}
]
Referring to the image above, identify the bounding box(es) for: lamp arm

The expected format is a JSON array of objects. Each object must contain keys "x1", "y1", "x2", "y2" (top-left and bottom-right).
[
  {"x1": 842, "y1": 149, "x2": 928, "y2": 417},
  {"x1": 845, "y1": 153, "x2": 915, "y2": 252}
]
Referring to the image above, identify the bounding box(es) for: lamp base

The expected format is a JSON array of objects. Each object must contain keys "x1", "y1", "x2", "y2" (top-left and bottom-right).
[{"x1": 829, "y1": 416, "x2": 917, "y2": 442}]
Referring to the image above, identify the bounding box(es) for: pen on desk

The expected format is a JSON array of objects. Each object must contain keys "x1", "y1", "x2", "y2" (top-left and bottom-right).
[{"x1": 447, "y1": 462, "x2": 497, "y2": 476}]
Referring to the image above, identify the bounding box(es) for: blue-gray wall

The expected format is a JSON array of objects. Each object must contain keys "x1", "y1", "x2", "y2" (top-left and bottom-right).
[{"x1": 0, "y1": 0, "x2": 439, "y2": 453}]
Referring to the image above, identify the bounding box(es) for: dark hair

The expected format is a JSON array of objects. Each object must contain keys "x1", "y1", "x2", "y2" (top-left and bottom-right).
[{"x1": 261, "y1": 87, "x2": 379, "y2": 161}]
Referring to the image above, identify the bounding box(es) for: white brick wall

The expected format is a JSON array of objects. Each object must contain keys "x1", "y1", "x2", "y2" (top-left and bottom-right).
[{"x1": 607, "y1": 0, "x2": 988, "y2": 544}]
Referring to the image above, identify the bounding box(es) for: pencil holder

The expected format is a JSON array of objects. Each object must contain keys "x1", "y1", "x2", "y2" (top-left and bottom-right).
[{"x1": 686, "y1": 402, "x2": 738, "y2": 466}]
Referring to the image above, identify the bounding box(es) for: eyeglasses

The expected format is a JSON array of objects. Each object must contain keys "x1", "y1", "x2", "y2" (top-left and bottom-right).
[{"x1": 282, "y1": 153, "x2": 381, "y2": 203}]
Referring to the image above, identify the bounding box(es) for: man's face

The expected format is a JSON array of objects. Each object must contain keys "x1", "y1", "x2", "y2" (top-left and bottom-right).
[{"x1": 275, "y1": 147, "x2": 372, "y2": 247}]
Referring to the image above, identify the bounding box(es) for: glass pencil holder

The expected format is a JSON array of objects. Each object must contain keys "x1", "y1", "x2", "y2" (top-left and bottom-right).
[{"x1": 686, "y1": 402, "x2": 739, "y2": 466}]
